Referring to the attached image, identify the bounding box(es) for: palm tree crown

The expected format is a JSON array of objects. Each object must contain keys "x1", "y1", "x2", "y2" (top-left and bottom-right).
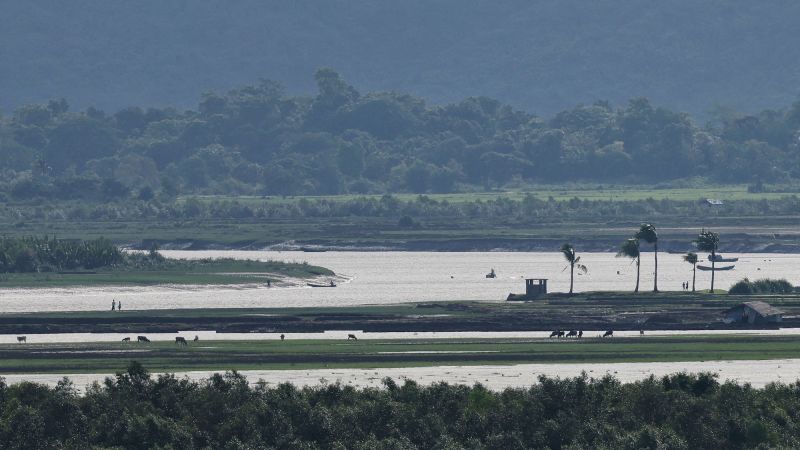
[
  {"x1": 560, "y1": 243, "x2": 587, "y2": 294},
  {"x1": 636, "y1": 223, "x2": 659, "y2": 292},
  {"x1": 616, "y1": 238, "x2": 641, "y2": 292}
]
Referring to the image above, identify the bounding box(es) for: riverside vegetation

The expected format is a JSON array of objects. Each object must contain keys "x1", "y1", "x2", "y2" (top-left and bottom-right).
[
  {"x1": 0, "y1": 236, "x2": 331, "y2": 287},
  {"x1": 0, "y1": 362, "x2": 797, "y2": 449}
]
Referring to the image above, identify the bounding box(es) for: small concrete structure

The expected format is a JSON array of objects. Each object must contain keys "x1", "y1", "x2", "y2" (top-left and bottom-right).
[
  {"x1": 723, "y1": 301, "x2": 783, "y2": 325},
  {"x1": 507, "y1": 278, "x2": 548, "y2": 301}
]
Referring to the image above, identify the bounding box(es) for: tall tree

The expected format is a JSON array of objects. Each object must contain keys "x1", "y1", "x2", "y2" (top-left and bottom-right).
[
  {"x1": 616, "y1": 238, "x2": 641, "y2": 292},
  {"x1": 694, "y1": 230, "x2": 720, "y2": 292},
  {"x1": 560, "y1": 243, "x2": 587, "y2": 295},
  {"x1": 636, "y1": 223, "x2": 659, "y2": 292},
  {"x1": 683, "y1": 252, "x2": 698, "y2": 292}
]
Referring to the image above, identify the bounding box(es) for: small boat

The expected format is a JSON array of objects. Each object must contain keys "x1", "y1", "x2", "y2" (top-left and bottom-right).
[
  {"x1": 307, "y1": 280, "x2": 337, "y2": 288},
  {"x1": 301, "y1": 247, "x2": 327, "y2": 253},
  {"x1": 708, "y1": 254, "x2": 738, "y2": 263},
  {"x1": 697, "y1": 264, "x2": 735, "y2": 271},
  {"x1": 485, "y1": 269, "x2": 496, "y2": 279}
]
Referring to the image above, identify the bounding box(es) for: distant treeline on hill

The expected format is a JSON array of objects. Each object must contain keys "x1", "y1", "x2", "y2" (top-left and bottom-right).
[
  {"x1": 0, "y1": 363, "x2": 797, "y2": 448},
  {"x1": 2, "y1": 70, "x2": 800, "y2": 199}
]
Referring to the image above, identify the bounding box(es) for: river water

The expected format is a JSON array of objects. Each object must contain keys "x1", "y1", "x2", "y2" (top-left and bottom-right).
[{"x1": 0, "y1": 251, "x2": 795, "y2": 312}]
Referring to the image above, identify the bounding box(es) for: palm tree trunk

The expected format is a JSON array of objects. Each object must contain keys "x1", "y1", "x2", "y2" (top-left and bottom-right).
[
  {"x1": 710, "y1": 252, "x2": 716, "y2": 292},
  {"x1": 652, "y1": 241, "x2": 658, "y2": 292},
  {"x1": 691, "y1": 263, "x2": 696, "y2": 292},
  {"x1": 569, "y1": 263, "x2": 574, "y2": 294},
  {"x1": 634, "y1": 255, "x2": 640, "y2": 293}
]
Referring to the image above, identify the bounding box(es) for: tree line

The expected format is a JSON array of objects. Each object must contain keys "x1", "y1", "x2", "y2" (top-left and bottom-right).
[
  {"x1": 0, "y1": 363, "x2": 797, "y2": 449},
  {"x1": 2, "y1": 70, "x2": 800, "y2": 199},
  {"x1": 0, "y1": 236, "x2": 122, "y2": 273}
]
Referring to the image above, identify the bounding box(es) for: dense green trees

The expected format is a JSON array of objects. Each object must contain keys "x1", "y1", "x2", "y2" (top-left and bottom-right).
[
  {"x1": 1, "y1": 364, "x2": 800, "y2": 448},
  {"x1": 3, "y1": 73, "x2": 800, "y2": 199},
  {"x1": 0, "y1": 236, "x2": 122, "y2": 273}
]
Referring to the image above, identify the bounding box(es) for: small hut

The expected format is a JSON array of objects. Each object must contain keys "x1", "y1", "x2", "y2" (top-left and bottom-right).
[
  {"x1": 723, "y1": 301, "x2": 783, "y2": 325},
  {"x1": 507, "y1": 278, "x2": 547, "y2": 301}
]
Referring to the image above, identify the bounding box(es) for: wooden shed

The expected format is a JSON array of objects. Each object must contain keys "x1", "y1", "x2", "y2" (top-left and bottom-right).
[{"x1": 723, "y1": 301, "x2": 783, "y2": 325}]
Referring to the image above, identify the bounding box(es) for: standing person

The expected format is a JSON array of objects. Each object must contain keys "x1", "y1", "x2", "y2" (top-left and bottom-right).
[
  {"x1": 118, "y1": 300, "x2": 122, "y2": 311},
  {"x1": 111, "y1": 299, "x2": 116, "y2": 311}
]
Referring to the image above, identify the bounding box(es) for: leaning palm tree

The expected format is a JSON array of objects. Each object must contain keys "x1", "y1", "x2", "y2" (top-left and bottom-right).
[
  {"x1": 616, "y1": 238, "x2": 641, "y2": 292},
  {"x1": 694, "y1": 230, "x2": 720, "y2": 292},
  {"x1": 560, "y1": 243, "x2": 588, "y2": 295},
  {"x1": 636, "y1": 223, "x2": 659, "y2": 292},
  {"x1": 683, "y1": 252, "x2": 698, "y2": 292}
]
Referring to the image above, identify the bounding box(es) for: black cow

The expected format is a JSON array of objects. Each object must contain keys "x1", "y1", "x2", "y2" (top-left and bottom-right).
[
  {"x1": 566, "y1": 330, "x2": 578, "y2": 338},
  {"x1": 347, "y1": 334, "x2": 358, "y2": 340},
  {"x1": 17, "y1": 336, "x2": 26, "y2": 343},
  {"x1": 137, "y1": 336, "x2": 150, "y2": 343},
  {"x1": 602, "y1": 330, "x2": 613, "y2": 338},
  {"x1": 175, "y1": 337, "x2": 187, "y2": 346},
  {"x1": 121, "y1": 337, "x2": 130, "y2": 342}
]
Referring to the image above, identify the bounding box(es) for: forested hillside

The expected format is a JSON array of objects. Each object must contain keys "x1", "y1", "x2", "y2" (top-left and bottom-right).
[
  {"x1": 2, "y1": 70, "x2": 800, "y2": 198},
  {"x1": 2, "y1": 1, "x2": 800, "y2": 116}
]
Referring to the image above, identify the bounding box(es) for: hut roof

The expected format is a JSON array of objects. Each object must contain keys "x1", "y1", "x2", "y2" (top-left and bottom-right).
[{"x1": 724, "y1": 301, "x2": 784, "y2": 317}]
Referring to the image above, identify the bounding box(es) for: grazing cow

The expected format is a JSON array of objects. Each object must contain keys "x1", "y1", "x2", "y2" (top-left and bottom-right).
[
  {"x1": 347, "y1": 334, "x2": 358, "y2": 340},
  {"x1": 137, "y1": 336, "x2": 150, "y2": 343},
  {"x1": 122, "y1": 337, "x2": 130, "y2": 342},
  {"x1": 175, "y1": 336, "x2": 187, "y2": 346},
  {"x1": 549, "y1": 330, "x2": 559, "y2": 338},
  {"x1": 640, "y1": 329, "x2": 644, "y2": 336},
  {"x1": 193, "y1": 335, "x2": 199, "y2": 342},
  {"x1": 566, "y1": 330, "x2": 578, "y2": 338},
  {"x1": 602, "y1": 330, "x2": 613, "y2": 338},
  {"x1": 578, "y1": 330, "x2": 583, "y2": 339},
  {"x1": 17, "y1": 336, "x2": 26, "y2": 343},
  {"x1": 280, "y1": 334, "x2": 285, "y2": 341}
]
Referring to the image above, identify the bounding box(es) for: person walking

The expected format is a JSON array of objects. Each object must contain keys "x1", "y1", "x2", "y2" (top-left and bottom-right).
[{"x1": 111, "y1": 299, "x2": 116, "y2": 311}]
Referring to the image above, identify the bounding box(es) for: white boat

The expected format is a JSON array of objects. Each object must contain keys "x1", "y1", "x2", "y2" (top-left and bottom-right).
[{"x1": 708, "y1": 254, "x2": 738, "y2": 263}]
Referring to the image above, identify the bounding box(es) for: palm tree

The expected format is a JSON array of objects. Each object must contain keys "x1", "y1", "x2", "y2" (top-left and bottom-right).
[
  {"x1": 636, "y1": 223, "x2": 659, "y2": 292},
  {"x1": 694, "y1": 230, "x2": 720, "y2": 292},
  {"x1": 683, "y1": 252, "x2": 698, "y2": 292},
  {"x1": 560, "y1": 243, "x2": 588, "y2": 295},
  {"x1": 616, "y1": 238, "x2": 640, "y2": 292}
]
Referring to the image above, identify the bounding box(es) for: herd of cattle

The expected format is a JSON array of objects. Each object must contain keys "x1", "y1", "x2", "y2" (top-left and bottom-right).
[
  {"x1": 13, "y1": 330, "x2": 628, "y2": 344},
  {"x1": 550, "y1": 329, "x2": 617, "y2": 338}
]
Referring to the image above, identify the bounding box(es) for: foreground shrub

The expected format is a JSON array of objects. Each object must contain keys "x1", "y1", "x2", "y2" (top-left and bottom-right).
[
  {"x1": 1, "y1": 363, "x2": 800, "y2": 449},
  {"x1": 729, "y1": 277, "x2": 794, "y2": 295}
]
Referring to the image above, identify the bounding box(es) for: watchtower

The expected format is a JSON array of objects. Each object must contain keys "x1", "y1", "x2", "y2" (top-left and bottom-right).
[{"x1": 525, "y1": 278, "x2": 548, "y2": 297}]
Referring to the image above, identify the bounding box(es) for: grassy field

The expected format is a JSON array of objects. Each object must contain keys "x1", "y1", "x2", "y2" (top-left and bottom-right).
[
  {"x1": 2, "y1": 292, "x2": 799, "y2": 334},
  {"x1": 1, "y1": 334, "x2": 799, "y2": 373},
  {"x1": 0, "y1": 259, "x2": 333, "y2": 288}
]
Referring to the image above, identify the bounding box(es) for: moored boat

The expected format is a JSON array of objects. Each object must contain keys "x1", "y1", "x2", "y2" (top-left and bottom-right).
[
  {"x1": 697, "y1": 264, "x2": 735, "y2": 271},
  {"x1": 708, "y1": 254, "x2": 738, "y2": 263}
]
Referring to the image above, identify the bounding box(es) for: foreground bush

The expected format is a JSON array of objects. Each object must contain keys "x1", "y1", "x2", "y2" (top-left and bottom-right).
[
  {"x1": 729, "y1": 277, "x2": 794, "y2": 295},
  {"x1": 0, "y1": 362, "x2": 798, "y2": 449}
]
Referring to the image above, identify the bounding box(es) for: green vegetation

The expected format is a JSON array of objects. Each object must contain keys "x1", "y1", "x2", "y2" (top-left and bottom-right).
[
  {"x1": 3, "y1": 68, "x2": 800, "y2": 201},
  {"x1": 2, "y1": 334, "x2": 800, "y2": 374},
  {"x1": 0, "y1": 236, "x2": 331, "y2": 287},
  {"x1": 1, "y1": 363, "x2": 798, "y2": 449},
  {"x1": 729, "y1": 278, "x2": 794, "y2": 295},
  {"x1": 1, "y1": 187, "x2": 798, "y2": 251}
]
